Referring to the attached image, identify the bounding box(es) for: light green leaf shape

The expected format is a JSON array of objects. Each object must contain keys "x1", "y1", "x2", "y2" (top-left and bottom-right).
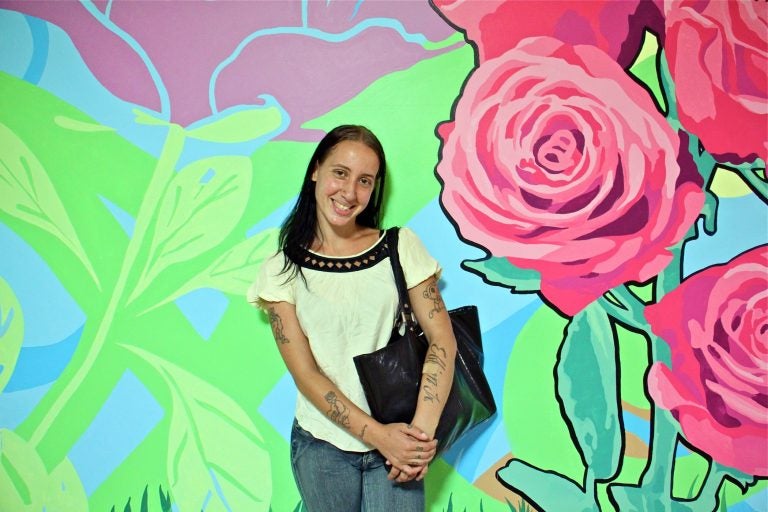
[
  {"x1": 557, "y1": 304, "x2": 622, "y2": 482},
  {"x1": 142, "y1": 228, "x2": 279, "y2": 313},
  {"x1": 0, "y1": 122, "x2": 100, "y2": 288},
  {"x1": 497, "y1": 459, "x2": 596, "y2": 512},
  {"x1": 53, "y1": 115, "x2": 115, "y2": 133},
  {"x1": 0, "y1": 429, "x2": 87, "y2": 512},
  {"x1": 133, "y1": 108, "x2": 172, "y2": 127},
  {"x1": 463, "y1": 256, "x2": 542, "y2": 292},
  {"x1": 185, "y1": 107, "x2": 283, "y2": 143},
  {"x1": 124, "y1": 346, "x2": 271, "y2": 512},
  {"x1": 0, "y1": 277, "x2": 23, "y2": 394},
  {"x1": 129, "y1": 155, "x2": 252, "y2": 303}
]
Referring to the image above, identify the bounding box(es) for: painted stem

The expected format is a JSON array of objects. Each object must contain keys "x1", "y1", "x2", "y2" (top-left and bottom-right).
[{"x1": 29, "y1": 124, "x2": 185, "y2": 448}]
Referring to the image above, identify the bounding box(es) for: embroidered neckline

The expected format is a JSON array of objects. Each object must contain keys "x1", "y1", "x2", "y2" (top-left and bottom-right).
[{"x1": 287, "y1": 235, "x2": 390, "y2": 272}]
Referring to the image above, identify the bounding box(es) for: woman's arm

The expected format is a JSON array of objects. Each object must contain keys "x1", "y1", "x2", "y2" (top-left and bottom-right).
[
  {"x1": 408, "y1": 275, "x2": 457, "y2": 439},
  {"x1": 263, "y1": 300, "x2": 437, "y2": 479}
]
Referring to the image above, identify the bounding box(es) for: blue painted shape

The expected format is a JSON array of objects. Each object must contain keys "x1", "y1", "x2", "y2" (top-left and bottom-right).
[
  {"x1": 5, "y1": 325, "x2": 83, "y2": 391},
  {"x1": 257, "y1": 372, "x2": 297, "y2": 442},
  {"x1": 0, "y1": 10, "x2": 35, "y2": 77},
  {"x1": 22, "y1": 15, "x2": 48, "y2": 84},
  {"x1": 0, "y1": 383, "x2": 52, "y2": 429},
  {"x1": 622, "y1": 410, "x2": 650, "y2": 446},
  {"x1": 684, "y1": 194, "x2": 768, "y2": 276},
  {"x1": 0, "y1": 223, "x2": 85, "y2": 347},
  {"x1": 68, "y1": 370, "x2": 164, "y2": 496},
  {"x1": 175, "y1": 288, "x2": 230, "y2": 341},
  {"x1": 98, "y1": 195, "x2": 135, "y2": 236},
  {"x1": 745, "y1": 488, "x2": 767, "y2": 512}
]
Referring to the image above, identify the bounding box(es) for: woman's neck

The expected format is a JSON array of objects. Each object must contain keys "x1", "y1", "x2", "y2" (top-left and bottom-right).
[{"x1": 312, "y1": 224, "x2": 378, "y2": 256}]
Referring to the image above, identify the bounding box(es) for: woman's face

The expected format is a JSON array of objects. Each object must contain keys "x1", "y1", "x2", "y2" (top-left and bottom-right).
[{"x1": 312, "y1": 140, "x2": 380, "y2": 232}]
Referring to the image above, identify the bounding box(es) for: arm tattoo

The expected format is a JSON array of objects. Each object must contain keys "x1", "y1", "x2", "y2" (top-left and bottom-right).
[
  {"x1": 425, "y1": 344, "x2": 447, "y2": 371},
  {"x1": 423, "y1": 344, "x2": 447, "y2": 403},
  {"x1": 423, "y1": 372, "x2": 441, "y2": 403},
  {"x1": 267, "y1": 307, "x2": 289, "y2": 344},
  {"x1": 360, "y1": 424, "x2": 368, "y2": 439},
  {"x1": 324, "y1": 391, "x2": 351, "y2": 429},
  {"x1": 422, "y1": 281, "x2": 445, "y2": 319}
]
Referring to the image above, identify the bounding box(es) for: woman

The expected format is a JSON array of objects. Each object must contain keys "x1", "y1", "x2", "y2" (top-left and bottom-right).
[{"x1": 248, "y1": 125, "x2": 457, "y2": 511}]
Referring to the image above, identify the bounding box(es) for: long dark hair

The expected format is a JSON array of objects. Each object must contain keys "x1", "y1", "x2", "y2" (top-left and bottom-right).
[{"x1": 279, "y1": 125, "x2": 387, "y2": 275}]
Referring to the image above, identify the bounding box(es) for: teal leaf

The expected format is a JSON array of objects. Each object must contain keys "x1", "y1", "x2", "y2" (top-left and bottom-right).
[
  {"x1": 128, "y1": 155, "x2": 252, "y2": 303},
  {"x1": 463, "y1": 256, "x2": 541, "y2": 292},
  {"x1": 0, "y1": 429, "x2": 88, "y2": 512},
  {"x1": 140, "y1": 228, "x2": 279, "y2": 313},
  {"x1": 124, "y1": 346, "x2": 271, "y2": 512},
  {"x1": 185, "y1": 106, "x2": 283, "y2": 144},
  {"x1": 496, "y1": 459, "x2": 597, "y2": 512},
  {"x1": 556, "y1": 303, "x2": 622, "y2": 481},
  {"x1": 0, "y1": 277, "x2": 23, "y2": 394},
  {"x1": 0, "y1": 122, "x2": 101, "y2": 288}
]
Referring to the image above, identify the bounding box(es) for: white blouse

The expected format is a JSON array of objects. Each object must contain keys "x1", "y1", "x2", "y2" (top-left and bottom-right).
[{"x1": 248, "y1": 227, "x2": 440, "y2": 451}]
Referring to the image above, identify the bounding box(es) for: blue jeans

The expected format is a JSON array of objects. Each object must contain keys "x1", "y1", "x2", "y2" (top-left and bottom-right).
[{"x1": 290, "y1": 420, "x2": 424, "y2": 512}]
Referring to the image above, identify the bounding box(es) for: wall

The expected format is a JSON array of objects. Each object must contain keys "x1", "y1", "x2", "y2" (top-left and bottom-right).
[{"x1": 0, "y1": 1, "x2": 765, "y2": 511}]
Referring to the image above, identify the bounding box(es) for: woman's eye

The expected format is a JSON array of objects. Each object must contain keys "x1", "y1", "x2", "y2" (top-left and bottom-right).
[
  {"x1": 332, "y1": 169, "x2": 346, "y2": 177},
  {"x1": 360, "y1": 177, "x2": 372, "y2": 186}
]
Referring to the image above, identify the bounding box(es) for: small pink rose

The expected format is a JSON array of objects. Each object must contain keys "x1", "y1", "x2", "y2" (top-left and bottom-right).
[
  {"x1": 437, "y1": 37, "x2": 704, "y2": 316},
  {"x1": 664, "y1": 0, "x2": 768, "y2": 162},
  {"x1": 645, "y1": 245, "x2": 768, "y2": 476}
]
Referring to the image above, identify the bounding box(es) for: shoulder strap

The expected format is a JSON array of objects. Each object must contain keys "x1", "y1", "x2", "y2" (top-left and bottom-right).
[{"x1": 386, "y1": 227, "x2": 417, "y2": 331}]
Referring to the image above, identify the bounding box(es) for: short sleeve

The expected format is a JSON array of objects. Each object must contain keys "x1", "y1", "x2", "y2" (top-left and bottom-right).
[
  {"x1": 246, "y1": 252, "x2": 295, "y2": 308},
  {"x1": 397, "y1": 227, "x2": 441, "y2": 289}
]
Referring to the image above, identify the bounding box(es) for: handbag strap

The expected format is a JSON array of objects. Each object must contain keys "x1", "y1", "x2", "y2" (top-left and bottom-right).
[{"x1": 386, "y1": 227, "x2": 417, "y2": 333}]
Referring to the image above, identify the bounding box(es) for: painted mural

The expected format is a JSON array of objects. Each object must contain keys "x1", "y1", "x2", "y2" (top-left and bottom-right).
[{"x1": 0, "y1": 1, "x2": 765, "y2": 511}]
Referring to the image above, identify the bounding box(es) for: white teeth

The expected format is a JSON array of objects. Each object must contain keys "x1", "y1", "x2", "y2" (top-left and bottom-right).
[{"x1": 333, "y1": 200, "x2": 351, "y2": 211}]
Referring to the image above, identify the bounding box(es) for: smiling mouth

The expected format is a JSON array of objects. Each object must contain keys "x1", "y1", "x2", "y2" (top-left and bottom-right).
[{"x1": 332, "y1": 199, "x2": 354, "y2": 215}]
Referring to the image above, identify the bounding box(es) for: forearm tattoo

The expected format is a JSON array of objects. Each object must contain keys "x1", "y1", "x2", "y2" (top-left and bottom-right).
[
  {"x1": 423, "y1": 343, "x2": 448, "y2": 403},
  {"x1": 360, "y1": 424, "x2": 368, "y2": 440},
  {"x1": 422, "y1": 281, "x2": 445, "y2": 319},
  {"x1": 267, "y1": 307, "x2": 289, "y2": 344},
  {"x1": 325, "y1": 391, "x2": 351, "y2": 429}
]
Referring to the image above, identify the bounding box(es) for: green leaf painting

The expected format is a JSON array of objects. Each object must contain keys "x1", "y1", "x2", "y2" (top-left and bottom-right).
[
  {"x1": 128, "y1": 156, "x2": 253, "y2": 304},
  {"x1": 557, "y1": 305, "x2": 622, "y2": 484},
  {"x1": 125, "y1": 347, "x2": 271, "y2": 512},
  {"x1": 0, "y1": 122, "x2": 100, "y2": 287}
]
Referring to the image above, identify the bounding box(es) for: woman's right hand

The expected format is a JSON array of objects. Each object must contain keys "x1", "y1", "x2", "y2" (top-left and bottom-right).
[{"x1": 370, "y1": 423, "x2": 436, "y2": 480}]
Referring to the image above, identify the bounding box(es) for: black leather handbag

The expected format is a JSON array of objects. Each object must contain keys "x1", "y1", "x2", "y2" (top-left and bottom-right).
[{"x1": 353, "y1": 228, "x2": 496, "y2": 455}]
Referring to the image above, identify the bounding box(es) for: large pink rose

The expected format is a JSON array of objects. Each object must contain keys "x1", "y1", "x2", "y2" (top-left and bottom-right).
[
  {"x1": 436, "y1": 37, "x2": 704, "y2": 316},
  {"x1": 430, "y1": 0, "x2": 664, "y2": 67},
  {"x1": 664, "y1": 0, "x2": 768, "y2": 162},
  {"x1": 645, "y1": 246, "x2": 768, "y2": 476}
]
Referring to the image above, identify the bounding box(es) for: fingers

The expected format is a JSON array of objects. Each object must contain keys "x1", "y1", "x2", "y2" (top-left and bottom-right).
[
  {"x1": 386, "y1": 460, "x2": 422, "y2": 483},
  {"x1": 403, "y1": 423, "x2": 430, "y2": 441}
]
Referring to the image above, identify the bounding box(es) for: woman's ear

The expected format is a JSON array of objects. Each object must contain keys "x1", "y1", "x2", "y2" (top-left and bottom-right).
[{"x1": 311, "y1": 164, "x2": 318, "y2": 182}]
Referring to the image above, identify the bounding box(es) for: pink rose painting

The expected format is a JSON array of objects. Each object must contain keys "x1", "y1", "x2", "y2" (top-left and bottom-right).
[
  {"x1": 663, "y1": 0, "x2": 768, "y2": 162},
  {"x1": 432, "y1": 1, "x2": 766, "y2": 511},
  {"x1": 646, "y1": 245, "x2": 768, "y2": 476},
  {"x1": 437, "y1": 36, "x2": 704, "y2": 316}
]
